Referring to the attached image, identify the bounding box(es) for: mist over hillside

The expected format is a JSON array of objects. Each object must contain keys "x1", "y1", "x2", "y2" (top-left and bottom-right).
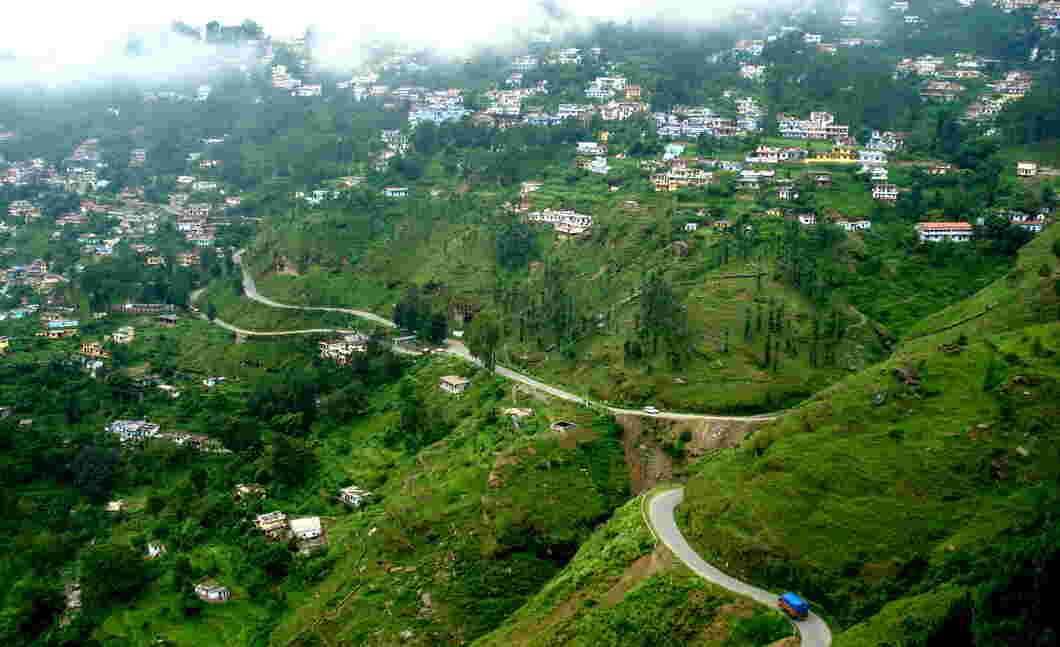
[{"x1": 1, "y1": 1, "x2": 1060, "y2": 646}]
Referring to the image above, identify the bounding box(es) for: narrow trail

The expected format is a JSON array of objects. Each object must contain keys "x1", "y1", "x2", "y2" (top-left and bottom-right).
[{"x1": 645, "y1": 488, "x2": 832, "y2": 647}]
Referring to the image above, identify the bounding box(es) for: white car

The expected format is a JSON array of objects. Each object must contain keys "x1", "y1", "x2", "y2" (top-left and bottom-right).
[{"x1": 643, "y1": 406, "x2": 659, "y2": 415}]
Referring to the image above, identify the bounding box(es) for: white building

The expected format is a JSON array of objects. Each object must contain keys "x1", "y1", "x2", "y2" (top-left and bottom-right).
[
  {"x1": 916, "y1": 221, "x2": 973, "y2": 242},
  {"x1": 587, "y1": 156, "x2": 610, "y2": 174},
  {"x1": 1007, "y1": 211, "x2": 1047, "y2": 233},
  {"x1": 319, "y1": 334, "x2": 369, "y2": 365},
  {"x1": 290, "y1": 516, "x2": 323, "y2": 540},
  {"x1": 107, "y1": 419, "x2": 161, "y2": 443},
  {"x1": 1017, "y1": 161, "x2": 1038, "y2": 177},
  {"x1": 872, "y1": 183, "x2": 899, "y2": 201},
  {"x1": 576, "y1": 142, "x2": 606, "y2": 156},
  {"x1": 858, "y1": 150, "x2": 888, "y2": 165},
  {"x1": 194, "y1": 580, "x2": 231, "y2": 603},
  {"x1": 339, "y1": 486, "x2": 371, "y2": 507},
  {"x1": 439, "y1": 375, "x2": 471, "y2": 394},
  {"x1": 835, "y1": 219, "x2": 872, "y2": 232}
]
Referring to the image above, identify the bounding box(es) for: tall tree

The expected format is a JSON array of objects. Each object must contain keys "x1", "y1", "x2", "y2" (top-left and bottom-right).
[{"x1": 467, "y1": 310, "x2": 502, "y2": 373}]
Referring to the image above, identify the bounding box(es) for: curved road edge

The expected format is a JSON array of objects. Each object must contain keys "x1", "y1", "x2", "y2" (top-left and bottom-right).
[
  {"x1": 219, "y1": 251, "x2": 783, "y2": 423},
  {"x1": 645, "y1": 487, "x2": 832, "y2": 647}
]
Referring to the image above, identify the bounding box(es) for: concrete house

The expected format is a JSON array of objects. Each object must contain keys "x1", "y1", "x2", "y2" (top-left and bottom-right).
[
  {"x1": 107, "y1": 419, "x2": 161, "y2": 442},
  {"x1": 255, "y1": 511, "x2": 289, "y2": 539},
  {"x1": 858, "y1": 150, "x2": 888, "y2": 165},
  {"x1": 319, "y1": 333, "x2": 369, "y2": 365},
  {"x1": 1007, "y1": 211, "x2": 1047, "y2": 233},
  {"x1": 1017, "y1": 161, "x2": 1038, "y2": 177},
  {"x1": 439, "y1": 375, "x2": 471, "y2": 394},
  {"x1": 290, "y1": 516, "x2": 323, "y2": 540},
  {"x1": 233, "y1": 483, "x2": 265, "y2": 501},
  {"x1": 338, "y1": 486, "x2": 371, "y2": 507},
  {"x1": 872, "y1": 183, "x2": 899, "y2": 201},
  {"x1": 194, "y1": 579, "x2": 231, "y2": 603},
  {"x1": 80, "y1": 341, "x2": 111, "y2": 358},
  {"x1": 916, "y1": 221, "x2": 973, "y2": 242}
]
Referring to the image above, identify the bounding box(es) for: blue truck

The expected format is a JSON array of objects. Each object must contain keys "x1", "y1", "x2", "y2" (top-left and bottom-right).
[{"x1": 778, "y1": 592, "x2": 810, "y2": 620}]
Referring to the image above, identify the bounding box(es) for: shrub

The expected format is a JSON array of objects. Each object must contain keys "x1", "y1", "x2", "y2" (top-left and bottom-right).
[{"x1": 728, "y1": 613, "x2": 791, "y2": 645}]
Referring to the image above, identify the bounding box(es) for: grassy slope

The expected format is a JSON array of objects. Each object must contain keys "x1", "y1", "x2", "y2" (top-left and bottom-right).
[
  {"x1": 473, "y1": 497, "x2": 795, "y2": 647},
  {"x1": 904, "y1": 222, "x2": 1060, "y2": 340},
  {"x1": 92, "y1": 353, "x2": 632, "y2": 647},
  {"x1": 199, "y1": 280, "x2": 360, "y2": 332},
  {"x1": 248, "y1": 191, "x2": 880, "y2": 413},
  {"x1": 675, "y1": 223, "x2": 1060, "y2": 644},
  {"x1": 265, "y1": 356, "x2": 631, "y2": 647}
]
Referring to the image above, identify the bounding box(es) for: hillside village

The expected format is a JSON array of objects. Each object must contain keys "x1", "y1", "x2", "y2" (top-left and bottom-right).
[{"x1": 2, "y1": 3, "x2": 1060, "y2": 647}]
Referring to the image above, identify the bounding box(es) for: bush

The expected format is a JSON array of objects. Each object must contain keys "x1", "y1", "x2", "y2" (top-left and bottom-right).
[{"x1": 727, "y1": 613, "x2": 791, "y2": 645}]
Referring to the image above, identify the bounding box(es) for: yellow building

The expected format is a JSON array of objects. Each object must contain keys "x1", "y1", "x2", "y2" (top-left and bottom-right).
[{"x1": 806, "y1": 146, "x2": 858, "y2": 163}]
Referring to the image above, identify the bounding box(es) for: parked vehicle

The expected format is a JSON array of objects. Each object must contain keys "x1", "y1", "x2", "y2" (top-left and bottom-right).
[
  {"x1": 778, "y1": 592, "x2": 810, "y2": 620},
  {"x1": 643, "y1": 405, "x2": 659, "y2": 414}
]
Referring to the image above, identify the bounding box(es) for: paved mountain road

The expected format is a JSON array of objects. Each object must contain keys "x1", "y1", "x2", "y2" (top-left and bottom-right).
[
  {"x1": 648, "y1": 488, "x2": 832, "y2": 647},
  {"x1": 195, "y1": 256, "x2": 831, "y2": 643},
  {"x1": 202, "y1": 251, "x2": 784, "y2": 423}
]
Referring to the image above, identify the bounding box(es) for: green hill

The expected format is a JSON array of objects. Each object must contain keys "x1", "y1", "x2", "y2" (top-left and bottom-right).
[
  {"x1": 472, "y1": 497, "x2": 794, "y2": 647},
  {"x1": 675, "y1": 223, "x2": 1060, "y2": 644},
  {"x1": 86, "y1": 355, "x2": 632, "y2": 647},
  {"x1": 244, "y1": 194, "x2": 896, "y2": 414}
]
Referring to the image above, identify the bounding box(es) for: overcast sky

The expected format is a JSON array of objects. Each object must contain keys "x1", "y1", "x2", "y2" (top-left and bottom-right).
[{"x1": 0, "y1": 0, "x2": 771, "y2": 85}]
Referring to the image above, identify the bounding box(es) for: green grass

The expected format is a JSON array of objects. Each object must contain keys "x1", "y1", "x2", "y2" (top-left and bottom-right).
[
  {"x1": 248, "y1": 203, "x2": 879, "y2": 413},
  {"x1": 262, "y1": 357, "x2": 632, "y2": 647},
  {"x1": 472, "y1": 497, "x2": 795, "y2": 647},
  {"x1": 997, "y1": 140, "x2": 1060, "y2": 169},
  {"x1": 676, "y1": 253, "x2": 1060, "y2": 633},
  {"x1": 834, "y1": 585, "x2": 970, "y2": 647},
  {"x1": 200, "y1": 280, "x2": 362, "y2": 332},
  {"x1": 904, "y1": 222, "x2": 1060, "y2": 341}
]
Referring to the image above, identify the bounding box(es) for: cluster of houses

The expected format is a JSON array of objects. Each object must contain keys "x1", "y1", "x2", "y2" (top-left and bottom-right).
[
  {"x1": 253, "y1": 510, "x2": 327, "y2": 552},
  {"x1": 485, "y1": 83, "x2": 550, "y2": 117},
  {"x1": 319, "y1": 333, "x2": 369, "y2": 365},
  {"x1": 105, "y1": 419, "x2": 223, "y2": 451},
  {"x1": 776, "y1": 112, "x2": 851, "y2": 141},
  {"x1": 0, "y1": 258, "x2": 69, "y2": 295},
  {"x1": 270, "y1": 64, "x2": 321, "y2": 96},
  {"x1": 585, "y1": 76, "x2": 642, "y2": 101},
  {"x1": 891, "y1": 54, "x2": 1032, "y2": 110},
  {"x1": 407, "y1": 90, "x2": 470, "y2": 127},
  {"x1": 524, "y1": 209, "x2": 594, "y2": 237},
  {"x1": 652, "y1": 159, "x2": 713, "y2": 192},
  {"x1": 2, "y1": 158, "x2": 56, "y2": 186},
  {"x1": 654, "y1": 104, "x2": 760, "y2": 139}
]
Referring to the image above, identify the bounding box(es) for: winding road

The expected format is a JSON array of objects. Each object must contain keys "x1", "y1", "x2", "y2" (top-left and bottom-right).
[
  {"x1": 648, "y1": 488, "x2": 832, "y2": 647},
  {"x1": 210, "y1": 251, "x2": 780, "y2": 423},
  {"x1": 196, "y1": 252, "x2": 831, "y2": 644}
]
